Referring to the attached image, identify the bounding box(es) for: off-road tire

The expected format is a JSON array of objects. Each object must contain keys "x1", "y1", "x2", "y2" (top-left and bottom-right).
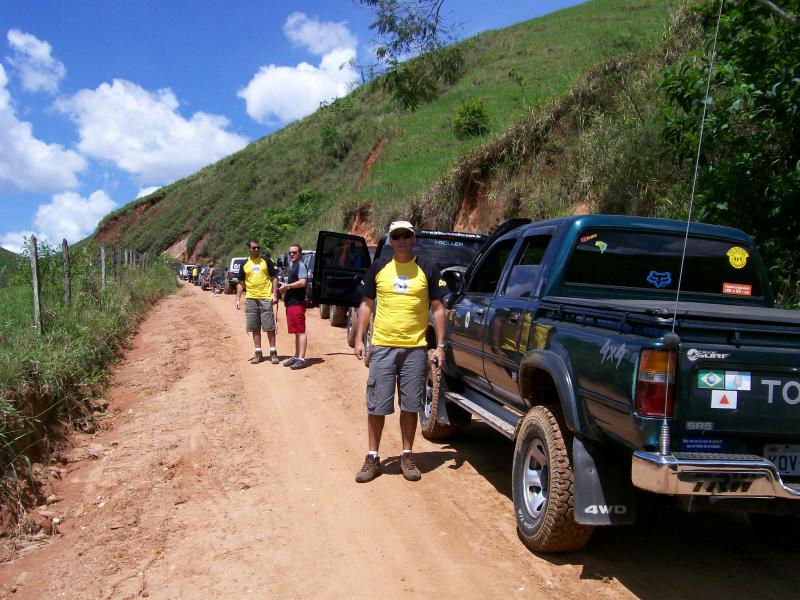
[
  {"x1": 319, "y1": 304, "x2": 330, "y2": 319},
  {"x1": 346, "y1": 310, "x2": 357, "y2": 348},
  {"x1": 420, "y1": 351, "x2": 461, "y2": 440},
  {"x1": 512, "y1": 406, "x2": 593, "y2": 553},
  {"x1": 330, "y1": 305, "x2": 347, "y2": 327}
]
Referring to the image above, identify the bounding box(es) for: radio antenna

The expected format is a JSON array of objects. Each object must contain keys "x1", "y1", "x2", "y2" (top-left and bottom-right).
[{"x1": 660, "y1": 0, "x2": 726, "y2": 456}]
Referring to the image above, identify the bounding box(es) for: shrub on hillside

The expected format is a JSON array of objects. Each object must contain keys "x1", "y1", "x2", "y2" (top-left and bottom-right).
[{"x1": 452, "y1": 99, "x2": 490, "y2": 139}]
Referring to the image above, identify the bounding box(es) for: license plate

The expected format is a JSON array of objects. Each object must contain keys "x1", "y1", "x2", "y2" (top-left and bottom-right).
[{"x1": 765, "y1": 444, "x2": 800, "y2": 476}]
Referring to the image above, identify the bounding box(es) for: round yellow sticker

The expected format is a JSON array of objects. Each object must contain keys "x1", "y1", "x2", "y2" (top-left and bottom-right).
[{"x1": 727, "y1": 246, "x2": 749, "y2": 269}]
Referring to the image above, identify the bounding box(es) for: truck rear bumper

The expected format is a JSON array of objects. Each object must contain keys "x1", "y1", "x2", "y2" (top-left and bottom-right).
[{"x1": 632, "y1": 451, "x2": 800, "y2": 499}]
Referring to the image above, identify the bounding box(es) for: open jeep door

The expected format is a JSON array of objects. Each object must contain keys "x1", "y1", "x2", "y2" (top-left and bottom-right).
[{"x1": 312, "y1": 232, "x2": 371, "y2": 308}]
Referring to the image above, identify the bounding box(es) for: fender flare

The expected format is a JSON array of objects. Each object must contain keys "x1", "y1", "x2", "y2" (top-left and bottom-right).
[{"x1": 518, "y1": 349, "x2": 581, "y2": 434}]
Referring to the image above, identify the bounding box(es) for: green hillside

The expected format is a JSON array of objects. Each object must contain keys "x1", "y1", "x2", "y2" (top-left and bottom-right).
[
  {"x1": 0, "y1": 247, "x2": 20, "y2": 287},
  {"x1": 93, "y1": 0, "x2": 671, "y2": 258}
]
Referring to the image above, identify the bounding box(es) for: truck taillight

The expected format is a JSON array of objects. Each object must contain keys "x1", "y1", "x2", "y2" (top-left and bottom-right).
[{"x1": 636, "y1": 349, "x2": 677, "y2": 417}]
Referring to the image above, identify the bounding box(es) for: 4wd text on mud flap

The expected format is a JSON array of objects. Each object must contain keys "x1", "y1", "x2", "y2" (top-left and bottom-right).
[{"x1": 584, "y1": 505, "x2": 628, "y2": 515}]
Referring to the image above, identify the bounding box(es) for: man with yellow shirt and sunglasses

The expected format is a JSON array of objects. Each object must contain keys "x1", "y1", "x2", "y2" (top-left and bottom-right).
[
  {"x1": 236, "y1": 239, "x2": 279, "y2": 364},
  {"x1": 353, "y1": 221, "x2": 447, "y2": 483}
]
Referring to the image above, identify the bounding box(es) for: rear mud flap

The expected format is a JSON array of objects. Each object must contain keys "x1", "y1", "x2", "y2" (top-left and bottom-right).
[{"x1": 573, "y1": 438, "x2": 637, "y2": 526}]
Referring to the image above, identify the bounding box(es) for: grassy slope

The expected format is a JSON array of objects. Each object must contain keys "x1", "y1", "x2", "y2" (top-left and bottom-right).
[
  {"x1": 0, "y1": 247, "x2": 20, "y2": 287},
  {"x1": 94, "y1": 0, "x2": 671, "y2": 259}
]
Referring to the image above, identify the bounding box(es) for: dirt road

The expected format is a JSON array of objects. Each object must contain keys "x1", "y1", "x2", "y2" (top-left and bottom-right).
[{"x1": 1, "y1": 281, "x2": 797, "y2": 599}]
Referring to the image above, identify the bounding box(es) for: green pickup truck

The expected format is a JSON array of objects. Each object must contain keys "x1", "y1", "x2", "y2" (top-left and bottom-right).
[{"x1": 313, "y1": 215, "x2": 800, "y2": 553}]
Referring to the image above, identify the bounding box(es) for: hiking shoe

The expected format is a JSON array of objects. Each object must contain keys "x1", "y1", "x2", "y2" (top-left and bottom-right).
[
  {"x1": 355, "y1": 454, "x2": 381, "y2": 483},
  {"x1": 270, "y1": 350, "x2": 279, "y2": 364},
  {"x1": 250, "y1": 352, "x2": 263, "y2": 364},
  {"x1": 400, "y1": 453, "x2": 421, "y2": 481},
  {"x1": 290, "y1": 358, "x2": 307, "y2": 370},
  {"x1": 283, "y1": 357, "x2": 298, "y2": 367}
]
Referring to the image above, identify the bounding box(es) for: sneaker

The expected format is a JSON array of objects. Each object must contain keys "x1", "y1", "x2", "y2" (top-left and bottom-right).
[
  {"x1": 270, "y1": 350, "x2": 279, "y2": 364},
  {"x1": 282, "y1": 357, "x2": 298, "y2": 367},
  {"x1": 249, "y1": 352, "x2": 263, "y2": 364},
  {"x1": 290, "y1": 358, "x2": 307, "y2": 370},
  {"x1": 355, "y1": 454, "x2": 381, "y2": 483},
  {"x1": 400, "y1": 453, "x2": 421, "y2": 481}
]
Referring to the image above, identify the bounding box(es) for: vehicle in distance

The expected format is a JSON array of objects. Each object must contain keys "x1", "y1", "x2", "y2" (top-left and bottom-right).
[
  {"x1": 314, "y1": 215, "x2": 800, "y2": 552},
  {"x1": 224, "y1": 257, "x2": 248, "y2": 294}
]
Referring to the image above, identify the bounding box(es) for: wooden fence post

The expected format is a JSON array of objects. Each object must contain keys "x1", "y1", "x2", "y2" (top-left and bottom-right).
[
  {"x1": 62, "y1": 238, "x2": 71, "y2": 306},
  {"x1": 30, "y1": 235, "x2": 42, "y2": 335},
  {"x1": 100, "y1": 244, "x2": 106, "y2": 290}
]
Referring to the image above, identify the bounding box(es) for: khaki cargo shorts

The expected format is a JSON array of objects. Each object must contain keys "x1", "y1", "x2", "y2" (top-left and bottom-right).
[
  {"x1": 365, "y1": 346, "x2": 427, "y2": 415},
  {"x1": 245, "y1": 298, "x2": 276, "y2": 332}
]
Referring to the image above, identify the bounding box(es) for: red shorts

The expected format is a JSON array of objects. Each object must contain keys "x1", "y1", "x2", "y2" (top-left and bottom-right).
[{"x1": 286, "y1": 303, "x2": 306, "y2": 334}]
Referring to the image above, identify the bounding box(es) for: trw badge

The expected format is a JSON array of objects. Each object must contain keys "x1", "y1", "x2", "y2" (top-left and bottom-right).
[{"x1": 711, "y1": 390, "x2": 737, "y2": 410}]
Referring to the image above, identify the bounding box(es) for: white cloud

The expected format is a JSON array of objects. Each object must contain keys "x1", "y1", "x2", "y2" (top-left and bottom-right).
[
  {"x1": 283, "y1": 12, "x2": 357, "y2": 56},
  {"x1": 239, "y1": 13, "x2": 358, "y2": 125},
  {"x1": 136, "y1": 186, "x2": 161, "y2": 199},
  {"x1": 0, "y1": 64, "x2": 86, "y2": 192},
  {"x1": 34, "y1": 190, "x2": 116, "y2": 244},
  {"x1": 57, "y1": 79, "x2": 248, "y2": 184},
  {"x1": 0, "y1": 230, "x2": 34, "y2": 254},
  {"x1": 6, "y1": 29, "x2": 66, "y2": 94}
]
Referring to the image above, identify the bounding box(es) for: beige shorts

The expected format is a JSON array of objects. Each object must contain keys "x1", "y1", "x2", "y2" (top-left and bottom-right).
[{"x1": 245, "y1": 298, "x2": 275, "y2": 332}]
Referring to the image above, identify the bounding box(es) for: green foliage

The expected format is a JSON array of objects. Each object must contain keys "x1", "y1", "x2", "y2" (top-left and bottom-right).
[
  {"x1": 319, "y1": 97, "x2": 358, "y2": 160},
  {"x1": 452, "y1": 98, "x2": 490, "y2": 139},
  {"x1": 250, "y1": 190, "x2": 323, "y2": 255},
  {"x1": 508, "y1": 68, "x2": 527, "y2": 108},
  {"x1": 382, "y1": 45, "x2": 465, "y2": 111},
  {"x1": 661, "y1": 0, "x2": 800, "y2": 305}
]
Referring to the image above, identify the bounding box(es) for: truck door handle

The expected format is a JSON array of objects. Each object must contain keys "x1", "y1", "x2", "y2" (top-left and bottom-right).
[
  {"x1": 509, "y1": 312, "x2": 520, "y2": 323},
  {"x1": 475, "y1": 307, "x2": 486, "y2": 315}
]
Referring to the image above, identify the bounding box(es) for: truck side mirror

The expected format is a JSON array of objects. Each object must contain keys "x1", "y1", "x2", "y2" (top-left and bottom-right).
[{"x1": 442, "y1": 270, "x2": 463, "y2": 294}]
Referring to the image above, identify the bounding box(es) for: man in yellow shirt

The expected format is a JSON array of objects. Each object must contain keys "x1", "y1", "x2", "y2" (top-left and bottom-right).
[
  {"x1": 353, "y1": 221, "x2": 447, "y2": 483},
  {"x1": 235, "y1": 239, "x2": 279, "y2": 364}
]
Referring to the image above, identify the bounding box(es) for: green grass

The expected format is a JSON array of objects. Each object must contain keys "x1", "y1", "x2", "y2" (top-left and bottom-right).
[{"x1": 93, "y1": 0, "x2": 671, "y2": 259}]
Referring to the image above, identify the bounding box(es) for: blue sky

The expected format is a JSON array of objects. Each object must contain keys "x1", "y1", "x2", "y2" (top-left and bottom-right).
[{"x1": 0, "y1": 0, "x2": 583, "y2": 252}]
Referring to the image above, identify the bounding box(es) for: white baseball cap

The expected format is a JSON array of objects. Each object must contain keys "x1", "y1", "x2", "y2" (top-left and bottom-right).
[{"x1": 389, "y1": 220, "x2": 415, "y2": 235}]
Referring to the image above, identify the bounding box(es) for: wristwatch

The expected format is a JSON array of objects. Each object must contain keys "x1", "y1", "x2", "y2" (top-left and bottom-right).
[{"x1": 437, "y1": 344, "x2": 446, "y2": 349}]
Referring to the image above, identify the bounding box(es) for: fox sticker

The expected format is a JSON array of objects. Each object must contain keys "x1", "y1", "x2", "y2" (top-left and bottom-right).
[{"x1": 646, "y1": 271, "x2": 672, "y2": 288}]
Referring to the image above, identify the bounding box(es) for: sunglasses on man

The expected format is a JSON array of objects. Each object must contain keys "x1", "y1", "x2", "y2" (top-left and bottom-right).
[{"x1": 391, "y1": 231, "x2": 413, "y2": 241}]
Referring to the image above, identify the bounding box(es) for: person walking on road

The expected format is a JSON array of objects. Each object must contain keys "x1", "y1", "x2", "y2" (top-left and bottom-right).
[
  {"x1": 236, "y1": 239, "x2": 280, "y2": 364},
  {"x1": 278, "y1": 244, "x2": 309, "y2": 370},
  {"x1": 353, "y1": 221, "x2": 447, "y2": 483}
]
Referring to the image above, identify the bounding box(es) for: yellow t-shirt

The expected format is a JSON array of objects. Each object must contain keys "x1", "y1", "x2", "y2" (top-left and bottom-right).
[
  {"x1": 361, "y1": 256, "x2": 447, "y2": 347},
  {"x1": 242, "y1": 258, "x2": 275, "y2": 299}
]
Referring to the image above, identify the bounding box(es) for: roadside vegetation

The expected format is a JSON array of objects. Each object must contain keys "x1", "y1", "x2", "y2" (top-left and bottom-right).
[
  {"x1": 0, "y1": 247, "x2": 20, "y2": 288},
  {"x1": 0, "y1": 241, "x2": 176, "y2": 529}
]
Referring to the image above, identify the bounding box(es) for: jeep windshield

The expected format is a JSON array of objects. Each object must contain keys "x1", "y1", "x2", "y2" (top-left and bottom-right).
[
  {"x1": 562, "y1": 228, "x2": 768, "y2": 303},
  {"x1": 379, "y1": 234, "x2": 486, "y2": 271}
]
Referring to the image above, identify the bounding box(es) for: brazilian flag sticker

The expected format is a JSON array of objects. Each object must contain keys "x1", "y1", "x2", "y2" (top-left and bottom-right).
[{"x1": 698, "y1": 370, "x2": 724, "y2": 389}]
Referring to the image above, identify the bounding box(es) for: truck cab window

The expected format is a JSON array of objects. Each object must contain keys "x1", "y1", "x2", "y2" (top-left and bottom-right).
[
  {"x1": 503, "y1": 235, "x2": 551, "y2": 298},
  {"x1": 468, "y1": 239, "x2": 516, "y2": 294}
]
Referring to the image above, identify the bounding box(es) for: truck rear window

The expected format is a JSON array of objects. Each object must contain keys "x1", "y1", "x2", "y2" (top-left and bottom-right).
[
  {"x1": 379, "y1": 236, "x2": 485, "y2": 271},
  {"x1": 564, "y1": 229, "x2": 764, "y2": 298}
]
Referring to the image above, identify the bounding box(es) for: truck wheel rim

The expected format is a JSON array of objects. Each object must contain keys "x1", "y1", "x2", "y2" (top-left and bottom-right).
[
  {"x1": 523, "y1": 439, "x2": 548, "y2": 520},
  {"x1": 423, "y1": 377, "x2": 434, "y2": 422}
]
